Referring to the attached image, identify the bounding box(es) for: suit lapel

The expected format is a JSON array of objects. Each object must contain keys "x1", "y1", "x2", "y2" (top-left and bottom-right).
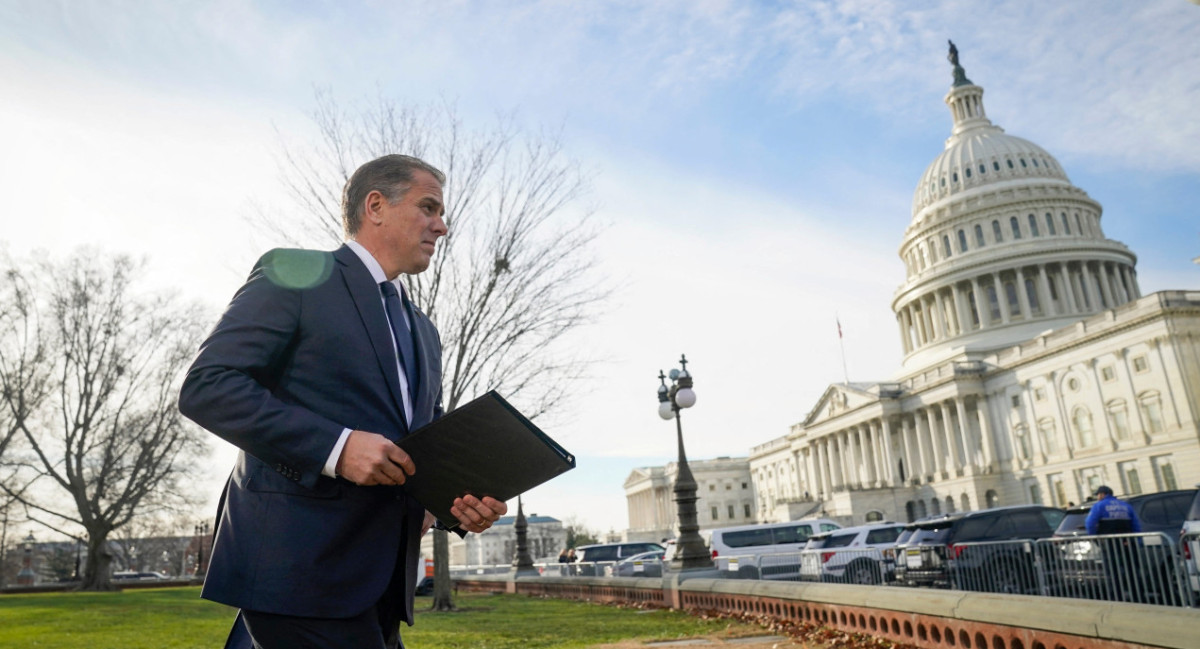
[{"x1": 334, "y1": 245, "x2": 409, "y2": 434}]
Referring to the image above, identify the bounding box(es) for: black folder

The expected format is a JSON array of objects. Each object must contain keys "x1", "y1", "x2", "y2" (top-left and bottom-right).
[{"x1": 397, "y1": 391, "x2": 576, "y2": 529}]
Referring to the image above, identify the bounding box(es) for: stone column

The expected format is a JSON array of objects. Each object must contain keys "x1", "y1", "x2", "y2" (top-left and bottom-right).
[
  {"x1": 816, "y1": 438, "x2": 830, "y2": 495},
  {"x1": 969, "y1": 277, "x2": 986, "y2": 328},
  {"x1": 915, "y1": 409, "x2": 934, "y2": 480},
  {"x1": 898, "y1": 311, "x2": 911, "y2": 354},
  {"x1": 834, "y1": 432, "x2": 849, "y2": 489},
  {"x1": 1094, "y1": 262, "x2": 1114, "y2": 308},
  {"x1": 1112, "y1": 264, "x2": 1129, "y2": 305},
  {"x1": 1089, "y1": 359, "x2": 1117, "y2": 449},
  {"x1": 912, "y1": 303, "x2": 927, "y2": 346},
  {"x1": 1058, "y1": 265, "x2": 1078, "y2": 314},
  {"x1": 993, "y1": 273, "x2": 1012, "y2": 324},
  {"x1": 938, "y1": 401, "x2": 960, "y2": 472},
  {"x1": 881, "y1": 417, "x2": 897, "y2": 485},
  {"x1": 1015, "y1": 267, "x2": 1032, "y2": 318},
  {"x1": 975, "y1": 395, "x2": 995, "y2": 469},
  {"x1": 856, "y1": 425, "x2": 874, "y2": 487},
  {"x1": 955, "y1": 397, "x2": 978, "y2": 471},
  {"x1": 952, "y1": 283, "x2": 970, "y2": 334},
  {"x1": 1069, "y1": 265, "x2": 1088, "y2": 311},
  {"x1": 900, "y1": 415, "x2": 916, "y2": 483},
  {"x1": 930, "y1": 293, "x2": 946, "y2": 340},
  {"x1": 804, "y1": 446, "x2": 818, "y2": 499},
  {"x1": 1037, "y1": 264, "x2": 1056, "y2": 316}
]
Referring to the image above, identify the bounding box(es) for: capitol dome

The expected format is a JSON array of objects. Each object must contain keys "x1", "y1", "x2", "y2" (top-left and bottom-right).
[{"x1": 892, "y1": 44, "x2": 1140, "y2": 371}]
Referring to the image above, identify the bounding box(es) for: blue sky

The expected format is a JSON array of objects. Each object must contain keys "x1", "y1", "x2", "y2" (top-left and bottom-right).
[{"x1": 2, "y1": 1, "x2": 1197, "y2": 534}]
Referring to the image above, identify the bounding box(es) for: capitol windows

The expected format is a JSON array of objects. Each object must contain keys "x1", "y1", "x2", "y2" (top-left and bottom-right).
[
  {"x1": 1014, "y1": 425, "x2": 1032, "y2": 461},
  {"x1": 968, "y1": 291, "x2": 981, "y2": 326},
  {"x1": 974, "y1": 224, "x2": 985, "y2": 247},
  {"x1": 1100, "y1": 366, "x2": 1115, "y2": 382},
  {"x1": 1010, "y1": 216, "x2": 1022, "y2": 239},
  {"x1": 1037, "y1": 418, "x2": 1059, "y2": 453},
  {"x1": 964, "y1": 168, "x2": 971, "y2": 179},
  {"x1": 992, "y1": 220, "x2": 1003, "y2": 242},
  {"x1": 1034, "y1": 387, "x2": 1046, "y2": 401},
  {"x1": 1007, "y1": 159, "x2": 1014, "y2": 169},
  {"x1": 1152, "y1": 455, "x2": 1178, "y2": 491},
  {"x1": 1106, "y1": 399, "x2": 1130, "y2": 441},
  {"x1": 1074, "y1": 212, "x2": 1083, "y2": 235},
  {"x1": 1119, "y1": 461, "x2": 1143, "y2": 495},
  {"x1": 958, "y1": 229, "x2": 968, "y2": 252},
  {"x1": 1139, "y1": 391, "x2": 1165, "y2": 434},
  {"x1": 1132, "y1": 355, "x2": 1149, "y2": 373},
  {"x1": 979, "y1": 164, "x2": 985, "y2": 174},
  {"x1": 986, "y1": 285, "x2": 1001, "y2": 321},
  {"x1": 1025, "y1": 278, "x2": 1041, "y2": 314},
  {"x1": 1005, "y1": 281, "x2": 1021, "y2": 315},
  {"x1": 953, "y1": 172, "x2": 959, "y2": 183},
  {"x1": 1020, "y1": 158, "x2": 1028, "y2": 168},
  {"x1": 942, "y1": 235, "x2": 952, "y2": 257},
  {"x1": 744, "y1": 503, "x2": 751, "y2": 517},
  {"x1": 1032, "y1": 158, "x2": 1039, "y2": 167},
  {"x1": 1045, "y1": 213, "x2": 1056, "y2": 235},
  {"x1": 1061, "y1": 212, "x2": 1071, "y2": 234},
  {"x1": 712, "y1": 506, "x2": 719, "y2": 520},
  {"x1": 1027, "y1": 214, "x2": 1040, "y2": 237},
  {"x1": 1073, "y1": 407, "x2": 1096, "y2": 447}
]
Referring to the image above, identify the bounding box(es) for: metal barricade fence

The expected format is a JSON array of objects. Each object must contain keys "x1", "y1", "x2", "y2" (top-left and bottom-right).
[
  {"x1": 947, "y1": 539, "x2": 1041, "y2": 595},
  {"x1": 1034, "y1": 532, "x2": 1193, "y2": 608},
  {"x1": 796, "y1": 547, "x2": 894, "y2": 585}
]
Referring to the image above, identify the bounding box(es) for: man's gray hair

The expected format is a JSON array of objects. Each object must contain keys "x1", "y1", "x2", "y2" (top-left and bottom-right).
[{"x1": 341, "y1": 154, "x2": 446, "y2": 237}]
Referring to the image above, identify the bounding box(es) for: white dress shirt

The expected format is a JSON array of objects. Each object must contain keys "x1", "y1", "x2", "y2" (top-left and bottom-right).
[{"x1": 321, "y1": 240, "x2": 416, "y2": 477}]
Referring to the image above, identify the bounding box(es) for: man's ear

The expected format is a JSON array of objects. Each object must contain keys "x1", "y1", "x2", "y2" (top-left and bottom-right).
[{"x1": 364, "y1": 190, "x2": 387, "y2": 225}]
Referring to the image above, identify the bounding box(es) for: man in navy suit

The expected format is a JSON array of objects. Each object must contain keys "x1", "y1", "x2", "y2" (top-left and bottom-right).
[{"x1": 179, "y1": 154, "x2": 506, "y2": 648}]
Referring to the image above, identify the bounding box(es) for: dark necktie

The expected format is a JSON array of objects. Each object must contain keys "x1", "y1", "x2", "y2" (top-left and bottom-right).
[{"x1": 380, "y1": 281, "x2": 419, "y2": 400}]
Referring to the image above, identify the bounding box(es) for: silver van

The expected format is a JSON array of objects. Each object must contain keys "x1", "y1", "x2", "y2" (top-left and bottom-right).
[{"x1": 706, "y1": 519, "x2": 841, "y2": 559}]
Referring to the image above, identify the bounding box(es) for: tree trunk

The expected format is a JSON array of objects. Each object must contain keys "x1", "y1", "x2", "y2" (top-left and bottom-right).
[
  {"x1": 430, "y1": 528, "x2": 454, "y2": 611},
  {"x1": 81, "y1": 530, "x2": 116, "y2": 591}
]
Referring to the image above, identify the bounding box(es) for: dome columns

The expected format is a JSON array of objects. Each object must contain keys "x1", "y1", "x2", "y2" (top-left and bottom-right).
[{"x1": 897, "y1": 258, "x2": 1141, "y2": 359}]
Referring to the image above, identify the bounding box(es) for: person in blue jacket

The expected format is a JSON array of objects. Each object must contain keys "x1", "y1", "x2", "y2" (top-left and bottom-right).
[{"x1": 1085, "y1": 485, "x2": 1142, "y2": 534}]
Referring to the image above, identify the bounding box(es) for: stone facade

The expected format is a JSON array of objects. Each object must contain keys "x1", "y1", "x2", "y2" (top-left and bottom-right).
[{"x1": 623, "y1": 457, "x2": 754, "y2": 542}]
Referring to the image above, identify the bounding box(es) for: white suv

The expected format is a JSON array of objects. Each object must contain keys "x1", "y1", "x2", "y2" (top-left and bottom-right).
[{"x1": 799, "y1": 522, "x2": 905, "y2": 584}]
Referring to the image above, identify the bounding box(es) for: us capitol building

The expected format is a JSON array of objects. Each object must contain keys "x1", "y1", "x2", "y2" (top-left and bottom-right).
[{"x1": 625, "y1": 46, "x2": 1200, "y2": 538}]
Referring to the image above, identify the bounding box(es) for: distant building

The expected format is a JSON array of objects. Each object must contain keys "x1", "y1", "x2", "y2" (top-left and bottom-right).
[
  {"x1": 623, "y1": 456, "x2": 753, "y2": 542},
  {"x1": 749, "y1": 48, "x2": 1200, "y2": 526},
  {"x1": 423, "y1": 514, "x2": 566, "y2": 566}
]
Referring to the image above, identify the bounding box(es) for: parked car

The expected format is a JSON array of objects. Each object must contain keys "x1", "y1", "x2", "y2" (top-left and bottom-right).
[
  {"x1": 1051, "y1": 489, "x2": 1196, "y2": 604},
  {"x1": 890, "y1": 519, "x2": 927, "y2": 585},
  {"x1": 706, "y1": 519, "x2": 841, "y2": 559},
  {"x1": 413, "y1": 576, "x2": 434, "y2": 596},
  {"x1": 111, "y1": 571, "x2": 169, "y2": 581},
  {"x1": 1182, "y1": 488, "x2": 1200, "y2": 599},
  {"x1": 611, "y1": 550, "x2": 665, "y2": 577},
  {"x1": 707, "y1": 519, "x2": 841, "y2": 580},
  {"x1": 574, "y1": 542, "x2": 664, "y2": 576},
  {"x1": 896, "y1": 505, "x2": 1065, "y2": 593},
  {"x1": 800, "y1": 522, "x2": 905, "y2": 584}
]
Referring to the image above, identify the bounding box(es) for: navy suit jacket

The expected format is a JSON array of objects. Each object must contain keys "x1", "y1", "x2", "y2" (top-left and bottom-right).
[{"x1": 179, "y1": 245, "x2": 443, "y2": 625}]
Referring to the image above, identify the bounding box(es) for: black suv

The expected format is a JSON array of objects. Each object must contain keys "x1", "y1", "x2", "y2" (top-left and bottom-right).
[{"x1": 896, "y1": 505, "x2": 1065, "y2": 593}]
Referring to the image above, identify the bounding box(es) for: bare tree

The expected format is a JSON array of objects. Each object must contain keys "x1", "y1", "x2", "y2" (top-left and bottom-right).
[
  {"x1": 0, "y1": 250, "x2": 209, "y2": 590},
  {"x1": 256, "y1": 92, "x2": 607, "y2": 610}
]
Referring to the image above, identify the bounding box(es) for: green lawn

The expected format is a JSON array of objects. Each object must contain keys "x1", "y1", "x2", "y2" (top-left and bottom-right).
[{"x1": 0, "y1": 587, "x2": 763, "y2": 648}]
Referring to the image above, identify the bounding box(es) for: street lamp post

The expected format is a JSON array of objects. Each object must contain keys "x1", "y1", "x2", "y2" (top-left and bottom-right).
[
  {"x1": 195, "y1": 521, "x2": 210, "y2": 576},
  {"x1": 657, "y1": 354, "x2": 714, "y2": 571}
]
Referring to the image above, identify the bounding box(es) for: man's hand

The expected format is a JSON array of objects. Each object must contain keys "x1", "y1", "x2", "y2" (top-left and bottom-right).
[
  {"x1": 335, "y1": 430, "x2": 415, "y2": 486},
  {"x1": 421, "y1": 510, "x2": 437, "y2": 537},
  {"x1": 450, "y1": 495, "x2": 507, "y2": 534}
]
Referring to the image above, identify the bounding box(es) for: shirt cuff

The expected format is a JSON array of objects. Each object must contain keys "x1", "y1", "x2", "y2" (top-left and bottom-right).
[{"x1": 322, "y1": 428, "x2": 353, "y2": 478}]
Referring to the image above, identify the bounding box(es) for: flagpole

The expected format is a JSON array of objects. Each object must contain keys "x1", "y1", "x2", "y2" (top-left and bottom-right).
[{"x1": 837, "y1": 315, "x2": 849, "y2": 385}]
